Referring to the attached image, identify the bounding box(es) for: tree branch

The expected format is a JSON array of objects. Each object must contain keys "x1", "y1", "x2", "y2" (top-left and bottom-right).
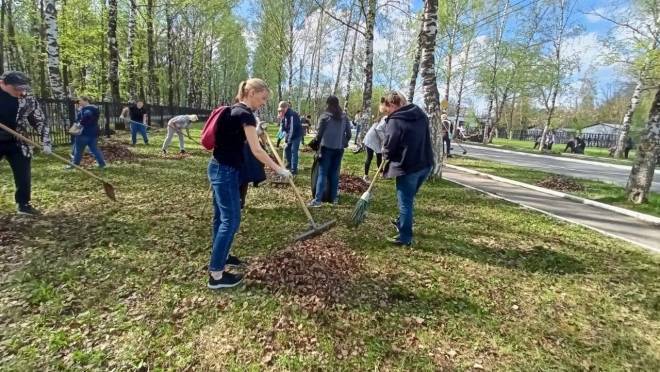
[{"x1": 313, "y1": 0, "x2": 365, "y2": 36}]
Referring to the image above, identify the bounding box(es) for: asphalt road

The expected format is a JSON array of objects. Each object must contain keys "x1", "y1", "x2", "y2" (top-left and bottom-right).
[
  {"x1": 460, "y1": 144, "x2": 660, "y2": 192},
  {"x1": 444, "y1": 167, "x2": 660, "y2": 253}
]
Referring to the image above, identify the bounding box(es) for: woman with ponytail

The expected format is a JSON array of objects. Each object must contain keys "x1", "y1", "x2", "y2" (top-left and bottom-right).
[{"x1": 207, "y1": 78, "x2": 291, "y2": 289}]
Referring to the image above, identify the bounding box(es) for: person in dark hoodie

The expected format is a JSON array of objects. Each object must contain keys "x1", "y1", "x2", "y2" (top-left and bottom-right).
[
  {"x1": 69, "y1": 96, "x2": 106, "y2": 169},
  {"x1": 381, "y1": 91, "x2": 434, "y2": 246},
  {"x1": 308, "y1": 96, "x2": 352, "y2": 207},
  {"x1": 279, "y1": 101, "x2": 303, "y2": 174}
]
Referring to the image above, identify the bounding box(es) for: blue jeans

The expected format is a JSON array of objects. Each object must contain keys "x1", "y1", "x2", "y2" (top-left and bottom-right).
[
  {"x1": 315, "y1": 147, "x2": 344, "y2": 203},
  {"x1": 208, "y1": 159, "x2": 241, "y2": 272},
  {"x1": 285, "y1": 137, "x2": 301, "y2": 174},
  {"x1": 395, "y1": 167, "x2": 431, "y2": 244},
  {"x1": 130, "y1": 121, "x2": 148, "y2": 145},
  {"x1": 354, "y1": 125, "x2": 361, "y2": 144},
  {"x1": 72, "y1": 135, "x2": 106, "y2": 167}
]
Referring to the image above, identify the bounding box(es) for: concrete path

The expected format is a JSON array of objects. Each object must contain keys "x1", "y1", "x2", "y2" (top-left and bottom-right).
[
  {"x1": 443, "y1": 167, "x2": 660, "y2": 253},
  {"x1": 460, "y1": 144, "x2": 660, "y2": 192}
]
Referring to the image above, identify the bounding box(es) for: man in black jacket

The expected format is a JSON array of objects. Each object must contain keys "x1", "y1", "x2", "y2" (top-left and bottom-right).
[
  {"x1": 0, "y1": 71, "x2": 51, "y2": 215},
  {"x1": 381, "y1": 91, "x2": 434, "y2": 246}
]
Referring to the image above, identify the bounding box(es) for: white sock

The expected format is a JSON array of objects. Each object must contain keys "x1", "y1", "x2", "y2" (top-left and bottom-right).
[{"x1": 210, "y1": 271, "x2": 223, "y2": 280}]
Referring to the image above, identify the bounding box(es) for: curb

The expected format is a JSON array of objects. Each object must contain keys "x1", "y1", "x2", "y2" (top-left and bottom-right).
[
  {"x1": 461, "y1": 143, "x2": 631, "y2": 170},
  {"x1": 445, "y1": 164, "x2": 660, "y2": 226}
]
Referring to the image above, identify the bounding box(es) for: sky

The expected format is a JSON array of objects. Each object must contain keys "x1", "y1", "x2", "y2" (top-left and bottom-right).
[{"x1": 235, "y1": 0, "x2": 634, "y2": 114}]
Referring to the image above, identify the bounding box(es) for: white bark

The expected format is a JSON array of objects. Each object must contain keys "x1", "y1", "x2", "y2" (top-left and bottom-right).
[
  {"x1": 626, "y1": 88, "x2": 659, "y2": 203},
  {"x1": 127, "y1": 0, "x2": 137, "y2": 100},
  {"x1": 43, "y1": 0, "x2": 65, "y2": 99}
]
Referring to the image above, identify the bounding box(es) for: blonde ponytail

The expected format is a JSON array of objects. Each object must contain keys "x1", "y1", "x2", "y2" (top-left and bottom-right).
[{"x1": 235, "y1": 78, "x2": 269, "y2": 101}]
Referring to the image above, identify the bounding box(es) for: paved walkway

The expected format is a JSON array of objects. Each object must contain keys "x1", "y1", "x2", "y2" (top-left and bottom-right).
[
  {"x1": 444, "y1": 167, "x2": 660, "y2": 253},
  {"x1": 460, "y1": 144, "x2": 660, "y2": 192}
]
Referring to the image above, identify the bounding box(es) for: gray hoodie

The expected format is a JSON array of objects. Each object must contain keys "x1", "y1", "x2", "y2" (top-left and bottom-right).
[{"x1": 315, "y1": 111, "x2": 352, "y2": 150}]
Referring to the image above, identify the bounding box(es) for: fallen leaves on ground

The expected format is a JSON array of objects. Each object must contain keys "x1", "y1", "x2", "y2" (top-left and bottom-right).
[
  {"x1": 339, "y1": 174, "x2": 368, "y2": 194},
  {"x1": 80, "y1": 139, "x2": 136, "y2": 166},
  {"x1": 247, "y1": 235, "x2": 362, "y2": 311},
  {"x1": 536, "y1": 175, "x2": 585, "y2": 192}
]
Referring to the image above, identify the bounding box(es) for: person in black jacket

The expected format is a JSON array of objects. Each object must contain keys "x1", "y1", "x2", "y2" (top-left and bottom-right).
[{"x1": 381, "y1": 91, "x2": 434, "y2": 246}]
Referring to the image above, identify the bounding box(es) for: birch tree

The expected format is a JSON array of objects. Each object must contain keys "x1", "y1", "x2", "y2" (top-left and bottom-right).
[
  {"x1": 107, "y1": 0, "x2": 120, "y2": 104},
  {"x1": 626, "y1": 87, "x2": 659, "y2": 203},
  {"x1": 43, "y1": 0, "x2": 65, "y2": 98}
]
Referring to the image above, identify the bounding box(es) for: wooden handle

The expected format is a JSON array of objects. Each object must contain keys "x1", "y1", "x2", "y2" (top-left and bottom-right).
[
  {"x1": 264, "y1": 132, "x2": 317, "y2": 227},
  {"x1": 0, "y1": 122, "x2": 112, "y2": 185},
  {"x1": 365, "y1": 160, "x2": 386, "y2": 194}
]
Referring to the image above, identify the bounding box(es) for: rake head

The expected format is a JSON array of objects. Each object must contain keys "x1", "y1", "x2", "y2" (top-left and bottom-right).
[
  {"x1": 294, "y1": 219, "x2": 336, "y2": 242},
  {"x1": 103, "y1": 181, "x2": 117, "y2": 202}
]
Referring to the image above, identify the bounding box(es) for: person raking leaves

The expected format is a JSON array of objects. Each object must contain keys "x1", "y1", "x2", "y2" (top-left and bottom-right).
[
  {"x1": 0, "y1": 71, "x2": 51, "y2": 216},
  {"x1": 206, "y1": 78, "x2": 291, "y2": 290}
]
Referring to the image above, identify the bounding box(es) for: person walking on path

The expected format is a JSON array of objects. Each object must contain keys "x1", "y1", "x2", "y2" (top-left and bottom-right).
[
  {"x1": 69, "y1": 96, "x2": 106, "y2": 169},
  {"x1": 161, "y1": 114, "x2": 199, "y2": 155},
  {"x1": 441, "y1": 113, "x2": 453, "y2": 158},
  {"x1": 279, "y1": 101, "x2": 303, "y2": 175},
  {"x1": 362, "y1": 115, "x2": 387, "y2": 182},
  {"x1": 207, "y1": 78, "x2": 291, "y2": 290},
  {"x1": 308, "y1": 96, "x2": 352, "y2": 207},
  {"x1": 381, "y1": 91, "x2": 434, "y2": 246},
  {"x1": 0, "y1": 71, "x2": 52, "y2": 215}
]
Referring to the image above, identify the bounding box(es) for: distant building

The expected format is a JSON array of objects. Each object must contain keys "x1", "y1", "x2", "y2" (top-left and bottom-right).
[{"x1": 580, "y1": 123, "x2": 622, "y2": 135}]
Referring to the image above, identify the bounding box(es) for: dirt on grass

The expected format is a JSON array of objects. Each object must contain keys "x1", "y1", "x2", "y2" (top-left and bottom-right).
[
  {"x1": 247, "y1": 236, "x2": 362, "y2": 311},
  {"x1": 536, "y1": 175, "x2": 585, "y2": 192}
]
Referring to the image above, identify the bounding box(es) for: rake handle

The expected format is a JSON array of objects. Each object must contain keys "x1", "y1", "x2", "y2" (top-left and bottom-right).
[
  {"x1": 0, "y1": 122, "x2": 112, "y2": 186},
  {"x1": 365, "y1": 160, "x2": 387, "y2": 195},
  {"x1": 264, "y1": 132, "x2": 318, "y2": 228}
]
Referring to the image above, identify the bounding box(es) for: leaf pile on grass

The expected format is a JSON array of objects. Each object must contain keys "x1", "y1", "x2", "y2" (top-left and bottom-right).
[
  {"x1": 536, "y1": 175, "x2": 585, "y2": 192},
  {"x1": 300, "y1": 146, "x2": 314, "y2": 153},
  {"x1": 339, "y1": 173, "x2": 368, "y2": 194},
  {"x1": 247, "y1": 236, "x2": 362, "y2": 311},
  {"x1": 80, "y1": 139, "x2": 136, "y2": 166}
]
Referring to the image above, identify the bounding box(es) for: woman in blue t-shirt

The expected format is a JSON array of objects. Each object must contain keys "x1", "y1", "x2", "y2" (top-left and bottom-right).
[{"x1": 207, "y1": 78, "x2": 291, "y2": 290}]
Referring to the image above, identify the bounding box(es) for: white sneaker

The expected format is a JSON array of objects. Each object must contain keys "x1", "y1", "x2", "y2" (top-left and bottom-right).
[{"x1": 362, "y1": 175, "x2": 369, "y2": 182}]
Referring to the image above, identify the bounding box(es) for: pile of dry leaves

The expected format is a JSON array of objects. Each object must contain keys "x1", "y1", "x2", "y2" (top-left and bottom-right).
[
  {"x1": 80, "y1": 140, "x2": 136, "y2": 166},
  {"x1": 536, "y1": 175, "x2": 585, "y2": 192},
  {"x1": 339, "y1": 174, "x2": 368, "y2": 194},
  {"x1": 247, "y1": 236, "x2": 362, "y2": 310}
]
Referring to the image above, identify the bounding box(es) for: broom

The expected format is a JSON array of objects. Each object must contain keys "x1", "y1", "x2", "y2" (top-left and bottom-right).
[{"x1": 350, "y1": 160, "x2": 386, "y2": 226}]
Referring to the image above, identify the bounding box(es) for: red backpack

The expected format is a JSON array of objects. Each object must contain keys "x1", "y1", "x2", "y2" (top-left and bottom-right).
[{"x1": 201, "y1": 106, "x2": 230, "y2": 150}]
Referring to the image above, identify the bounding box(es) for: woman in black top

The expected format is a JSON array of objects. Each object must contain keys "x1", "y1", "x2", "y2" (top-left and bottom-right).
[{"x1": 207, "y1": 78, "x2": 291, "y2": 289}]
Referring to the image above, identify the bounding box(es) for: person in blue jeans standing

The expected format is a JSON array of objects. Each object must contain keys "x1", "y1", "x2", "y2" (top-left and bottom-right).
[
  {"x1": 308, "y1": 95, "x2": 352, "y2": 207},
  {"x1": 207, "y1": 79, "x2": 291, "y2": 290},
  {"x1": 279, "y1": 101, "x2": 303, "y2": 174},
  {"x1": 128, "y1": 99, "x2": 149, "y2": 146},
  {"x1": 69, "y1": 96, "x2": 106, "y2": 169},
  {"x1": 381, "y1": 91, "x2": 434, "y2": 246}
]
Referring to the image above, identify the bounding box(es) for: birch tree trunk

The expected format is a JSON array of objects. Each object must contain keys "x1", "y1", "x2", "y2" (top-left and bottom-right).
[
  {"x1": 43, "y1": 0, "x2": 65, "y2": 99},
  {"x1": 407, "y1": 18, "x2": 424, "y2": 103},
  {"x1": 483, "y1": 1, "x2": 509, "y2": 144},
  {"x1": 166, "y1": 6, "x2": 174, "y2": 109},
  {"x1": 147, "y1": 0, "x2": 159, "y2": 104},
  {"x1": 420, "y1": 0, "x2": 443, "y2": 177},
  {"x1": 358, "y1": 0, "x2": 377, "y2": 146},
  {"x1": 333, "y1": 5, "x2": 355, "y2": 95},
  {"x1": 614, "y1": 80, "x2": 643, "y2": 158},
  {"x1": 127, "y1": 0, "x2": 137, "y2": 101},
  {"x1": 453, "y1": 37, "x2": 472, "y2": 136},
  {"x1": 343, "y1": 16, "x2": 360, "y2": 111},
  {"x1": 107, "y1": 0, "x2": 121, "y2": 104},
  {"x1": 626, "y1": 88, "x2": 659, "y2": 203},
  {"x1": 0, "y1": 1, "x2": 4, "y2": 74},
  {"x1": 6, "y1": 1, "x2": 24, "y2": 71}
]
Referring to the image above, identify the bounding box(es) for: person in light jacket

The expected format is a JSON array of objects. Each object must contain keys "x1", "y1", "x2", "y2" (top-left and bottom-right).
[{"x1": 362, "y1": 115, "x2": 387, "y2": 182}]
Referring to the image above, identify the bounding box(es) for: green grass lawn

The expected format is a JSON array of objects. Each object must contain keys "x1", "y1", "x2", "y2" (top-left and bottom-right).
[
  {"x1": 449, "y1": 156, "x2": 660, "y2": 218},
  {"x1": 487, "y1": 138, "x2": 638, "y2": 165},
  {"x1": 1, "y1": 126, "x2": 659, "y2": 370}
]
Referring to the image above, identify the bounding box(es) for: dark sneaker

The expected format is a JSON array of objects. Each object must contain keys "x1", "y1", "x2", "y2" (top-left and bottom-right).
[
  {"x1": 180, "y1": 149, "x2": 186, "y2": 154},
  {"x1": 17, "y1": 203, "x2": 41, "y2": 216},
  {"x1": 390, "y1": 218, "x2": 400, "y2": 233},
  {"x1": 225, "y1": 255, "x2": 244, "y2": 268},
  {"x1": 387, "y1": 236, "x2": 411, "y2": 247},
  {"x1": 162, "y1": 149, "x2": 167, "y2": 155},
  {"x1": 208, "y1": 272, "x2": 243, "y2": 289}
]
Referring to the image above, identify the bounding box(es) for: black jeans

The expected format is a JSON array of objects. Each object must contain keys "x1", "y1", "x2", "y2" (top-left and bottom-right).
[
  {"x1": 0, "y1": 142, "x2": 31, "y2": 205},
  {"x1": 443, "y1": 134, "x2": 451, "y2": 156},
  {"x1": 364, "y1": 147, "x2": 382, "y2": 175}
]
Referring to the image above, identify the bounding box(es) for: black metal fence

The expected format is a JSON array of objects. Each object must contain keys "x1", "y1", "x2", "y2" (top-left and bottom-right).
[
  {"x1": 506, "y1": 129, "x2": 620, "y2": 148},
  {"x1": 32, "y1": 98, "x2": 212, "y2": 146}
]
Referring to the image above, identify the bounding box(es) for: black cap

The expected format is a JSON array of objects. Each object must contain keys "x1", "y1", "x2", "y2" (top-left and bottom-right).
[{"x1": 0, "y1": 71, "x2": 31, "y2": 90}]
